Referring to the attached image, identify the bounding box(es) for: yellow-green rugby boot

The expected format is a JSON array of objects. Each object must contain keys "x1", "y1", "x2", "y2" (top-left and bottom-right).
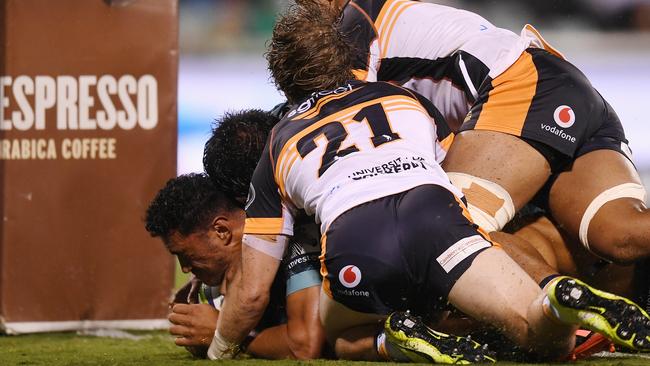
[
  {"x1": 383, "y1": 310, "x2": 497, "y2": 363},
  {"x1": 545, "y1": 276, "x2": 650, "y2": 351}
]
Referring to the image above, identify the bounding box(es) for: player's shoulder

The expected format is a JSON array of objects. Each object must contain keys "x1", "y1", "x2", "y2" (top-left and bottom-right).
[
  {"x1": 365, "y1": 81, "x2": 420, "y2": 100},
  {"x1": 343, "y1": 0, "x2": 386, "y2": 22},
  {"x1": 279, "y1": 81, "x2": 413, "y2": 121},
  {"x1": 267, "y1": 81, "x2": 419, "y2": 151}
]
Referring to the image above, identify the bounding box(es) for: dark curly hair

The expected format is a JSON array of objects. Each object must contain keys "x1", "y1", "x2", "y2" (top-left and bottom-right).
[
  {"x1": 144, "y1": 173, "x2": 238, "y2": 241},
  {"x1": 267, "y1": 0, "x2": 355, "y2": 103},
  {"x1": 203, "y1": 109, "x2": 279, "y2": 205}
]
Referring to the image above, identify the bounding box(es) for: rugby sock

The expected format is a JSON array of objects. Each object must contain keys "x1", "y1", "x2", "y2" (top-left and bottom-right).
[
  {"x1": 375, "y1": 330, "x2": 390, "y2": 360},
  {"x1": 539, "y1": 276, "x2": 565, "y2": 325},
  {"x1": 375, "y1": 330, "x2": 411, "y2": 362},
  {"x1": 541, "y1": 277, "x2": 571, "y2": 325},
  {"x1": 541, "y1": 295, "x2": 565, "y2": 324},
  {"x1": 538, "y1": 274, "x2": 561, "y2": 290}
]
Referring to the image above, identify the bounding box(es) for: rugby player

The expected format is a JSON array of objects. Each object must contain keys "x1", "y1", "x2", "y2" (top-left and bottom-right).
[
  {"x1": 203, "y1": 109, "x2": 281, "y2": 204},
  {"x1": 325, "y1": 0, "x2": 650, "y2": 265},
  {"x1": 509, "y1": 213, "x2": 650, "y2": 347},
  {"x1": 201, "y1": 108, "x2": 608, "y2": 361},
  {"x1": 144, "y1": 172, "x2": 325, "y2": 359},
  {"x1": 202, "y1": 110, "x2": 620, "y2": 362},
  {"x1": 199, "y1": 106, "x2": 634, "y2": 360},
  {"x1": 205, "y1": 2, "x2": 650, "y2": 363}
]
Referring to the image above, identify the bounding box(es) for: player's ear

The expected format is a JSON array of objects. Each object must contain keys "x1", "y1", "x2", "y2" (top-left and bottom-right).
[{"x1": 211, "y1": 216, "x2": 231, "y2": 241}]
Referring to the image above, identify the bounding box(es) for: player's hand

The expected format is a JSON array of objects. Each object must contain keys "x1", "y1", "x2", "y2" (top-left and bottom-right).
[
  {"x1": 169, "y1": 303, "x2": 219, "y2": 347},
  {"x1": 170, "y1": 276, "x2": 202, "y2": 306}
]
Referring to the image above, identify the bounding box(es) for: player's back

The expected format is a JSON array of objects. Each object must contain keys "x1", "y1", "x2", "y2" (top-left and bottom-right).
[
  {"x1": 270, "y1": 81, "x2": 461, "y2": 232},
  {"x1": 341, "y1": 0, "x2": 562, "y2": 128}
]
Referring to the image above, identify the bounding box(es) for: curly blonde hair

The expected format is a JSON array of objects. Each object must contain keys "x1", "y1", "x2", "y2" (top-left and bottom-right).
[{"x1": 266, "y1": 0, "x2": 355, "y2": 103}]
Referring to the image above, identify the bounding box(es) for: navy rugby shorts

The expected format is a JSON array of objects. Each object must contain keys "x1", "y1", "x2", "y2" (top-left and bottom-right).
[
  {"x1": 321, "y1": 184, "x2": 494, "y2": 315},
  {"x1": 462, "y1": 48, "x2": 631, "y2": 173}
]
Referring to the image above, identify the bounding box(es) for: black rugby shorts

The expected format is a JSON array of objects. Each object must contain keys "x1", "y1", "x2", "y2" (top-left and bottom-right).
[
  {"x1": 321, "y1": 184, "x2": 494, "y2": 315},
  {"x1": 462, "y1": 48, "x2": 630, "y2": 173}
]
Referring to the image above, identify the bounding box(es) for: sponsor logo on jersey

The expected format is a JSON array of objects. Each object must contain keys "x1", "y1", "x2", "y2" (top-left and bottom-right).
[
  {"x1": 338, "y1": 265, "x2": 362, "y2": 288},
  {"x1": 540, "y1": 123, "x2": 576, "y2": 143},
  {"x1": 348, "y1": 156, "x2": 429, "y2": 181},
  {"x1": 553, "y1": 105, "x2": 575, "y2": 128},
  {"x1": 436, "y1": 235, "x2": 491, "y2": 273},
  {"x1": 335, "y1": 288, "x2": 370, "y2": 297},
  {"x1": 287, "y1": 83, "x2": 354, "y2": 118},
  {"x1": 286, "y1": 252, "x2": 320, "y2": 273}
]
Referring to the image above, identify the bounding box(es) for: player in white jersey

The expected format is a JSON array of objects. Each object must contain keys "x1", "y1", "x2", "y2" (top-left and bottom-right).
[
  {"x1": 339, "y1": 0, "x2": 540, "y2": 129},
  {"x1": 333, "y1": 0, "x2": 650, "y2": 267},
  {"x1": 206, "y1": 2, "x2": 650, "y2": 363},
  {"x1": 332, "y1": 1, "x2": 650, "y2": 357}
]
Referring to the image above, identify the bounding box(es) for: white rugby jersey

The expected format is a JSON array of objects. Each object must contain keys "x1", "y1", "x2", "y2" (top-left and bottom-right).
[
  {"x1": 340, "y1": 0, "x2": 564, "y2": 128},
  {"x1": 244, "y1": 81, "x2": 460, "y2": 236}
]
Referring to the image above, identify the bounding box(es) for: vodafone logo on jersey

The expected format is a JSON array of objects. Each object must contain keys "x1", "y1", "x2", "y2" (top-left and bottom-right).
[
  {"x1": 553, "y1": 105, "x2": 576, "y2": 128},
  {"x1": 338, "y1": 265, "x2": 362, "y2": 288}
]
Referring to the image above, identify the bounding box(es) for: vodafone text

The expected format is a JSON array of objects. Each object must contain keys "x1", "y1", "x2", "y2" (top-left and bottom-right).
[{"x1": 540, "y1": 123, "x2": 576, "y2": 143}]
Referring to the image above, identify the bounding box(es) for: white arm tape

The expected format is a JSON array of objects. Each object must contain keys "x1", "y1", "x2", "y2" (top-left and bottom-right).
[
  {"x1": 242, "y1": 234, "x2": 288, "y2": 260},
  {"x1": 579, "y1": 183, "x2": 647, "y2": 253},
  {"x1": 447, "y1": 172, "x2": 515, "y2": 232},
  {"x1": 207, "y1": 329, "x2": 239, "y2": 360}
]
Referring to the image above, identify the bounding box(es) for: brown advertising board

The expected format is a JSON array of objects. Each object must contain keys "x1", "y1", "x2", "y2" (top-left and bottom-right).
[{"x1": 0, "y1": 0, "x2": 178, "y2": 333}]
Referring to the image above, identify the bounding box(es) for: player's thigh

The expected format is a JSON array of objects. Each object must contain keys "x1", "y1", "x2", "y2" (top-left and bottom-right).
[
  {"x1": 447, "y1": 247, "x2": 540, "y2": 337},
  {"x1": 319, "y1": 287, "x2": 385, "y2": 345},
  {"x1": 443, "y1": 130, "x2": 551, "y2": 211},
  {"x1": 548, "y1": 150, "x2": 646, "y2": 247}
]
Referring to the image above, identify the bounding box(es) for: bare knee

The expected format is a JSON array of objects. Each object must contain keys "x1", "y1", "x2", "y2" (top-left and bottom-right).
[
  {"x1": 590, "y1": 232, "x2": 648, "y2": 265},
  {"x1": 588, "y1": 201, "x2": 650, "y2": 264}
]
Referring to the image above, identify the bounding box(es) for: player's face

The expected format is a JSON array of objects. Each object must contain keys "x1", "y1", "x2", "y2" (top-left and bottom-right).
[{"x1": 166, "y1": 229, "x2": 233, "y2": 287}]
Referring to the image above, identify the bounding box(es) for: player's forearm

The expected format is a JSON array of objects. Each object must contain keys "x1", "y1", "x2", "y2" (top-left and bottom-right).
[
  {"x1": 208, "y1": 235, "x2": 285, "y2": 359},
  {"x1": 208, "y1": 278, "x2": 269, "y2": 359},
  {"x1": 221, "y1": 285, "x2": 269, "y2": 343}
]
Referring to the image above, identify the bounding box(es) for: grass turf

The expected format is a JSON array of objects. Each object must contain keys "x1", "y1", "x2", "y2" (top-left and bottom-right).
[
  {"x1": 1, "y1": 330, "x2": 649, "y2": 366},
  {"x1": 2, "y1": 267, "x2": 648, "y2": 365}
]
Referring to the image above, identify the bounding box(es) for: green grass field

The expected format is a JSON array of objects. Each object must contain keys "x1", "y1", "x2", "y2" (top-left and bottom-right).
[
  {"x1": 2, "y1": 265, "x2": 649, "y2": 365},
  {"x1": 1, "y1": 330, "x2": 650, "y2": 366}
]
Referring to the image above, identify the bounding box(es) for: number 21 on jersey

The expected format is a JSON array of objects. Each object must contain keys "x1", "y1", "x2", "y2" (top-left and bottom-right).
[{"x1": 296, "y1": 103, "x2": 401, "y2": 177}]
